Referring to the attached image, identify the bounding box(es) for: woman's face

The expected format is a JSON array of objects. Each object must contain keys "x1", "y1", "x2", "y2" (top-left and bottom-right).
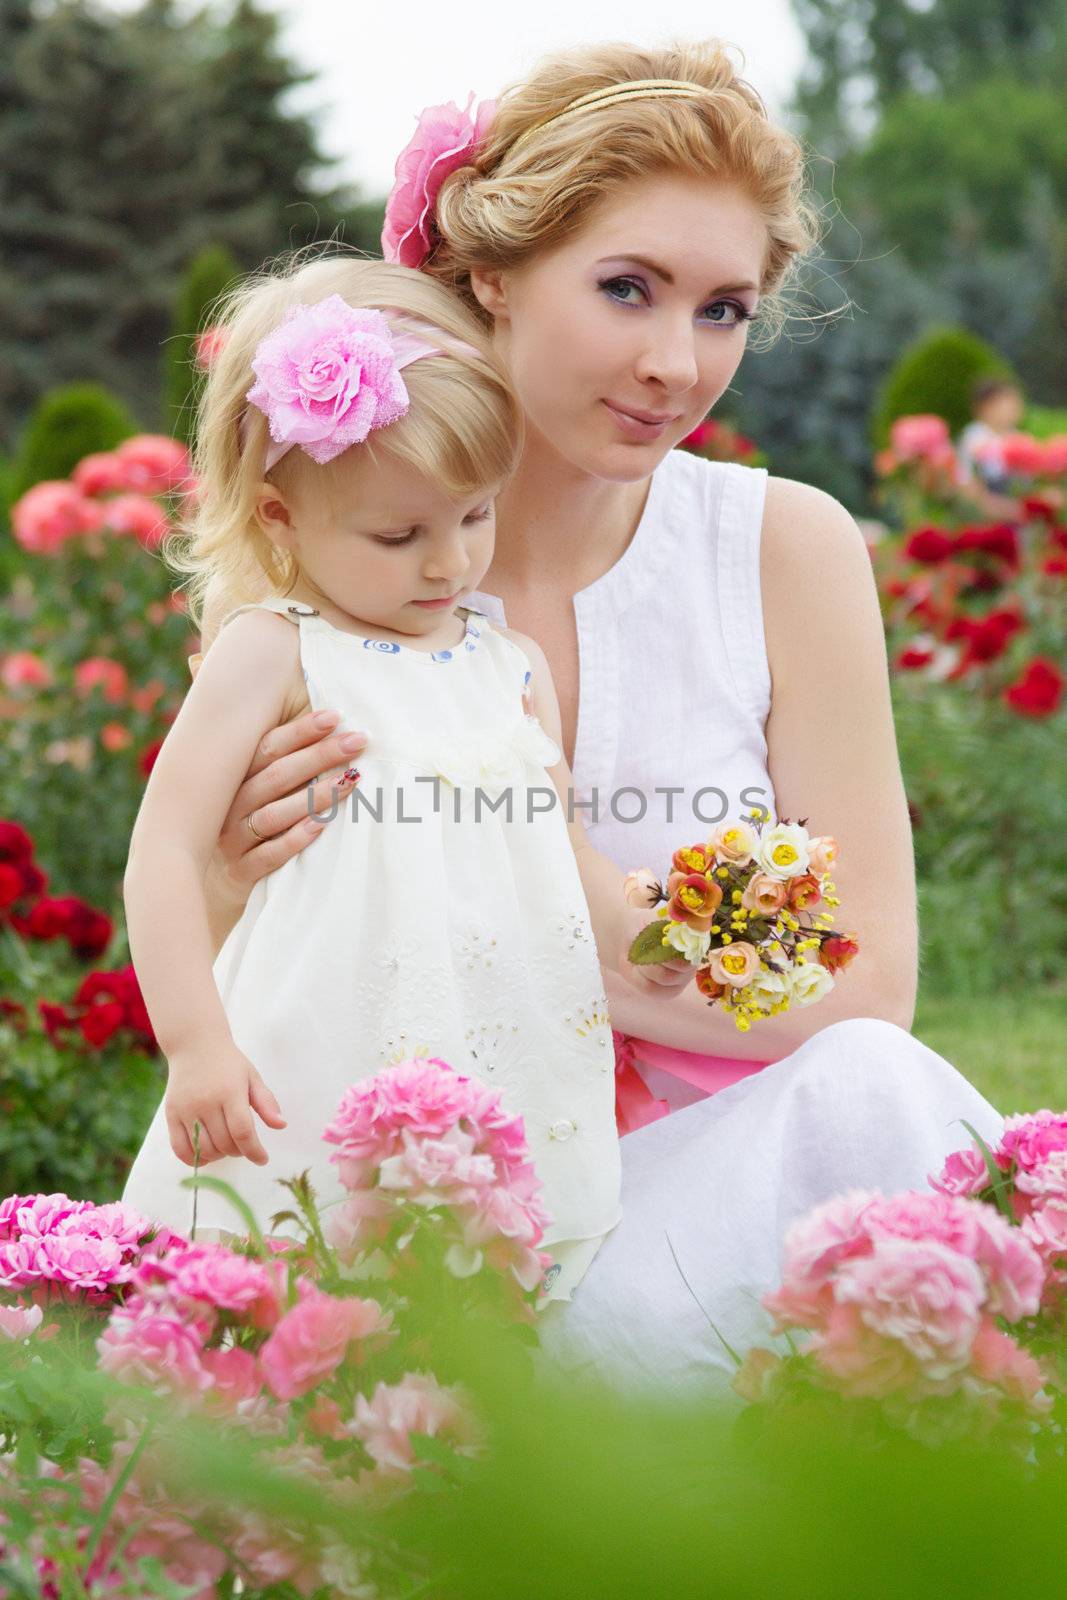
[{"x1": 473, "y1": 173, "x2": 768, "y2": 481}]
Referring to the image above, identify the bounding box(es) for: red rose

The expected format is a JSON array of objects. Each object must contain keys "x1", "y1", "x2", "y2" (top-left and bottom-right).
[
  {"x1": 819, "y1": 935, "x2": 860, "y2": 974},
  {"x1": 1003, "y1": 658, "x2": 1065, "y2": 718},
  {"x1": 1022, "y1": 496, "x2": 1058, "y2": 525},
  {"x1": 1042, "y1": 557, "x2": 1067, "y2": 577},
  {"x1": 904, "y1": 527, "x2": 955, "y2": 565},
  {"x1": 786, "y1": 873, "x2": 822, "y2": 911},
  {"x1": 38, "y1": 1000, "x2": 77, "y2": 1046},
  {"x1": 139, "y1": 738, "x2": 164, "y2": 778},
  {"x1": 952, "y1": 524, "x2": 1019, "y2": 569},
  {"x1": 80, "y1": 1000, "x2": 126, "y2": 1049},
  {"x1": 895, "y1": 647, "x2": 934, "y2": 671},
  {"x1": 0, "y1": 864, "x2": 23, "y2": 910},
  {"x1": 0, "y1": 821, "x2": 34, "y2": 864}
]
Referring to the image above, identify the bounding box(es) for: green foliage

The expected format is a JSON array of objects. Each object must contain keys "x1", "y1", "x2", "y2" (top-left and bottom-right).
[
  {"x1": 871, "y1": 326, "x2": 1014, "y2": 446},
  {"x1": 1026, "y1": 403, "x2": 1067, "y2": 437},
  {"x1": 11, "y1": 384, "x2": 136, "y2": 499},
  {"x1": 893, "y1": 683, "x2": 1066, "y2": 996},
  {"x1": 164, "y1": 243, "x2": 240, "y2": 447},
  {"x1": 846, "y1": 79, "x2": 1067, "y2": 271},
  {"x1": 0, "y1": 0, "x2": 369, "y2": 449}
]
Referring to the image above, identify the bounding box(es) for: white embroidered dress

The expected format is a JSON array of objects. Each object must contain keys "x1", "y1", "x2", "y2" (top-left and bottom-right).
[{"x1": 121, "y1": 599, "x2": 623, "y2": 1301}]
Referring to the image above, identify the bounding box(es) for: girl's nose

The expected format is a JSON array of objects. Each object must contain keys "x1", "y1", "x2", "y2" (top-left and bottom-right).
[{"x1": 422, "y1": 532, "x2": 469, "y2": 583}]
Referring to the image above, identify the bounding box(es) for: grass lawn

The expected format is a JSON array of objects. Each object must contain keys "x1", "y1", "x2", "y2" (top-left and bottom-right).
[{"x1": 913, "y1": 983, "x2": 1066, "y2": 1114}]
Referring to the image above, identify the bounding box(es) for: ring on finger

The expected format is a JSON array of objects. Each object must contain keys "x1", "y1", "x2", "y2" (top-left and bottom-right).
[{"x1": 246, "y1": 810, "x2": 268, "y2": 842}]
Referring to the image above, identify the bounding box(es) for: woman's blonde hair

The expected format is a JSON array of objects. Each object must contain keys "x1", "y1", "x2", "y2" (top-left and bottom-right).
[
  {"x1": 163, "y1": 248, "x2": 522, "y2": 635},
  {"x1": 429, "y1": 39, "x2": 826, "y2": 347}
]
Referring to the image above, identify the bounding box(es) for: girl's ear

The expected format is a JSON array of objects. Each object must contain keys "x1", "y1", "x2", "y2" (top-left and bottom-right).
[
  {"x1": 254, "y1": 486, "x2": 296, "y2": 551},
  {"x1": 468, "y1": 266, "x2": 509, "y2": 322}
]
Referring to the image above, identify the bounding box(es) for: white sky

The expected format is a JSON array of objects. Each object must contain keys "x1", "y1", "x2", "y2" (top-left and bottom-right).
[{"x1": 241, "y1": 0, "x2": 807, "y2": 198}]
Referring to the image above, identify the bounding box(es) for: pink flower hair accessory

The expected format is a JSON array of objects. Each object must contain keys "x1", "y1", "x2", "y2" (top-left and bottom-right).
[
  {"x1": 241, "y1": 295, "x2": 481, "y2": 473},
  {"x1": 382, "y1": 93, "x2": 497, "y2": 270}
]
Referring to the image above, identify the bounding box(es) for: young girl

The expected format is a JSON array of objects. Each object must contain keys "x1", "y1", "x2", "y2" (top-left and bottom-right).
[{"x1": 120, "y1": 252, "x2": 691, "y2": 1305}]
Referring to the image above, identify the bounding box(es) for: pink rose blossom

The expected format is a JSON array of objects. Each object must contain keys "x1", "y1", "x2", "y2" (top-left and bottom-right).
[
  {"x1": 930, "y1": 1144, "x2": 991, "y2": 1198},
  {"x1": 72, "y1": 451, "x2": 131, "y2": 497},
  {"x1": 833, "y1": 1239, "x2": 985, "y2": 1379},
  {"x1": 194, "y1": 326, "x2": 229, "y2": 372},
  {"x1": 350, "y1": 1371, "x2": 476, "y2": 1477},
  {"x1": 970, "y1": 1318, "x2": 1048, "y2": 1404},
  {"x1": 382, "y1": 94, "x2": 496, "y2": 269},
  {"x1": 889, "y1": 414, "x2": 951, "y2": 461},
  {"x1": 764, "y1": 1190, "x2": 880, "y2": 1329},
  {"x1": 1, "y1": 652, "x2": 53, "y2": 690},
  {"x1": 74, "y1": 656, "x2": 128, "y2": 705},
  {"x1": 814, "y1": 1298, "x2": 919, "y2": 1398},
  {"x1": 97, "y1": 1308, "x2": 212, "y2": 1398},
  {"x1": 0, "y1": 1301, "x2": 43, "y2": 1340},
  {"x1": 113, "y1": 434, "x2": 191, "y2": 495},
  {"x1": 999, "y1": 1110, "x2": 1067, "y2": 1173},
  {"x1": 245, "y1": 295, "x2": 412, "y2": 465},
  {"x1": 11, "y1": 481, "x2": 104, "y2": 554},
  {"x1": 1017, "y1": 1150, "x2": 1067, "y2": 1205},
  {"x1": 260, "y1": 1287, "x2": 393, "y2": 1400},
  {"x1": 101, "y1": 492, "x2": 170, "y2": 550},
  {"x1": 1020, "y1": 1202, "x2": 1067, "y2": 1281},
  {"x1": 377, "y1": 1125, "x2": 498, "y2": 1206},
  {"x1": 136, "y1": 1242, "x2": 283, "y2": 1330},
  {"x1": 326, "y1": 1187, "x2": 395, "y2": 1263}
]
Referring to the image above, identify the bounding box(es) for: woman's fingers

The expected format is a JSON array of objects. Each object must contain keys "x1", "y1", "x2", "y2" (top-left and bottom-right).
[{"x1": 223, "y1": 724, "x2": 367, "y2": 841}]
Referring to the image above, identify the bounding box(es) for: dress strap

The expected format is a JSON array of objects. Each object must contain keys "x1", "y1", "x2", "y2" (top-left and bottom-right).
[{"x1": 217, "y1": 597, "x2": 320, "y2": 634}]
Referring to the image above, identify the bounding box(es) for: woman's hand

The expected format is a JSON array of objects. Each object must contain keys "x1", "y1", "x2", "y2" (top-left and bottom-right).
[
  {"x1": 617, "y1": 905, "x2": 694, "y2": 999},
  {"x1": 165, "y1": 1040, "x2": 287, "y2": 1167},
  {"x1": 189, "y1": 657, "x2": 366, "y2": 947}
]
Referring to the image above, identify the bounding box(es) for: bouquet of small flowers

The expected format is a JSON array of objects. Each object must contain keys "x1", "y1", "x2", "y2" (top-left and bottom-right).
[{"x1": 623, "y1": 814, "x2": 859, "y2": 1031}]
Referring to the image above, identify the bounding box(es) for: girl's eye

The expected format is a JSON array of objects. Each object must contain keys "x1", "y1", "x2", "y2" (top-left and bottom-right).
[
  {"x1": 598, "y1": 276, "x2": 754, "y2": 328},
  {"x1": 374, "y1": 531, "x2": 417, "y2": 546}
]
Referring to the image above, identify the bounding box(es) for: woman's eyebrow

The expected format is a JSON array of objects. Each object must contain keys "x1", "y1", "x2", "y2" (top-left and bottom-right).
[{"x1": 596, "y1": 253, "x2": 758, "y2": 295}]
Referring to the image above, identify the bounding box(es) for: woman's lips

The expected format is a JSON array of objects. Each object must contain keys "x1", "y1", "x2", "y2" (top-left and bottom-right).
[{"x1": 602, "y1": 400, "x2": 680, "y2": 440}]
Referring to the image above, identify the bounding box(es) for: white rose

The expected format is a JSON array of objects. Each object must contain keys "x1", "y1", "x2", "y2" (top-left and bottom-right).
[
  {"x1": 663, "y1": 922, "x2": 711, "y2": 964},
  {"x1": 789, "y1": 961, "x2": 835, "y2": 1007},
  {"x1": 758, "y1": 822, "x2": 812, "y2": 880},
  {"x1": 623, "y1": 868, "x2": 661, "y2": 909},
  {"x1": 707, "y1": 819, "x2": 758, "y2": 866},
  {"x1": 747, "y1": 966, "x2": 792, "y2": 1014}
]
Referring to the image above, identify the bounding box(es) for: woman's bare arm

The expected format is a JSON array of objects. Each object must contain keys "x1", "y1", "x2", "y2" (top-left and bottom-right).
[{"x1": 603, "y1": 475, "x2": 917, "y2": 1058}]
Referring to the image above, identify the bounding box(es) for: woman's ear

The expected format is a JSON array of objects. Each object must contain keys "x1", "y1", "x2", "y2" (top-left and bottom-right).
[{"x1": 468, "y1": 266, "x2": 509, "y2": 322}]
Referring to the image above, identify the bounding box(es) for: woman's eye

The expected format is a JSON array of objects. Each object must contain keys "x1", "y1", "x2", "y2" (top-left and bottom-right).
[
  {"x1": 464, "y1": 505, "x2": 493, "y2": 524},
  {"x1": 600, "y1": 276, "x2": 645, "y2": 306},
  {"x1": 701, "y1": 301, "x2": 754, "y2": 327}
]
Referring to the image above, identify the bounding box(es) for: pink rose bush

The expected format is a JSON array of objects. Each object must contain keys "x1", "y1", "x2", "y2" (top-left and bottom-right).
[
  {"x1": 323, "y1": 1055, "x2": 555, "y2": 1308},
  {"x1": 382, "y1": 93, "x2": 496, "y2": 269},
  {"x1": 735, "y1": 1186, "x2": 1051, "y2": 1442},
  {"x1": 11, "y1": 434, "x2": 192, "y2": 558},
  {"x1": 0, "y1": 1057, "x2": 555, "y2": 1594},
  {"x1": 932, "y1": 1111, "x2": 1067, "y2": 1314}
]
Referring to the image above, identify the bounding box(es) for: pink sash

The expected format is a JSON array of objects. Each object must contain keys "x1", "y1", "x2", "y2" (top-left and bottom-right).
[{"x1": 612, "y1": 1029, "x2": 770, "y2": 1138}]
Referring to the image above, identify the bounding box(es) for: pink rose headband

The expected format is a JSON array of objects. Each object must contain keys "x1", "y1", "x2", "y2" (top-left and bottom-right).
[{"x1": 240, "y1": 294, "x2": 480, "y2": 473}]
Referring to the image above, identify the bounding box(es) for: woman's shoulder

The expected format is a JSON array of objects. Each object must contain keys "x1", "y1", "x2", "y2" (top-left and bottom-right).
[{"x1": 761, "y1": 474, "x2": 871, "y2": 574}]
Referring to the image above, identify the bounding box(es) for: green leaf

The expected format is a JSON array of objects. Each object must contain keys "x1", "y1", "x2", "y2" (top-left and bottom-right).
[
  {"x1": 959, "y1": 1119, "x2": 1015, "y2": 1222},
  {"x1": 628, "y1": 921, "x2": 684, "y2": 965}
]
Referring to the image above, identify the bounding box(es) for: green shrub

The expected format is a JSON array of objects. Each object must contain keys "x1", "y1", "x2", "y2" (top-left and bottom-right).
[
  {"x1": 1025, "y1": 404, "x2": 1067, "y2": 439},
  {"x1": 12, "y1": 383, "x2": 137, "y2": 497},
  {"x1": 164, "y1": 243, "x2": 241, "y2": 447},
  {"x1": 871, "y1": 327, "x2": 1015, "y2": 447}
]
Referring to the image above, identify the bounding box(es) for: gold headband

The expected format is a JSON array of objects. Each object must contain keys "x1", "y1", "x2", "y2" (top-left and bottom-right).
[{"x1": 506, "y1": 78, "x2": 712, "y2": 161}]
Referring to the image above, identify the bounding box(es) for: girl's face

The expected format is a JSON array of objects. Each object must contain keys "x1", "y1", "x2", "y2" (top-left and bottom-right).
[
  {"x1": 473, "y1": 174, "x2": 768, "y2": 480},
  {"x1": 256, "y1": 448, "x2": 497, "y2": 639}
]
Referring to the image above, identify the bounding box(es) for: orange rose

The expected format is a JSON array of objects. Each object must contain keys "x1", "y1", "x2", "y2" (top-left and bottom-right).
[
  {"x1": 741, "y1": 873, "x2": 788, "y2": 915},
  {"x1": 671, "y1": 843, "x2": 715, "y2": 877},
  {"x1": 819, "y1": 935, "x2": 859, "y2": 974},
  {"x1": 787, "y1": 873, "x2": 822, "y2": 911},
  {"x1": 695, "y1": 965, "x2": 726, "y2": 1001},
  {"x1": 667, "y1": 873, "x2": 723, "y2": 931},
  {"x1": 707, "y1": 942, "x2": 760, "y2": 988},
  {"x1": 808, "y1": 836, "x2": 838, "y2": 876}
]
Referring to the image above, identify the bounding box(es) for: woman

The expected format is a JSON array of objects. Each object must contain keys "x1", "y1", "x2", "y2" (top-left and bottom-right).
[{"x1": 190, "y1": 40, "x2": 1002, "y2": 1391}]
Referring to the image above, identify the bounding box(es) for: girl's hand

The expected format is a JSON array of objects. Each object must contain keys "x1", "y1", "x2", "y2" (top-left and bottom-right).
[{"x1": 164, "y1": 1040, "x2": 287, "y2": 1167}]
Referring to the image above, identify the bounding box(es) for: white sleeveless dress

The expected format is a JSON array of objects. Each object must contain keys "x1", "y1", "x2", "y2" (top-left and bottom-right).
[
  {"x1": 467, "y1": 447, "x2": 1005, "y2": 1392},
  {"x1": 121, "y1": 599, "x2": 623, "y2": 1303}
]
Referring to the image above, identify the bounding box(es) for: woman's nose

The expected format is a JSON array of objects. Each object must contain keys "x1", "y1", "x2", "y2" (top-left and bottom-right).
[{"x1": 635, "y1": 316, "x2": 700, "y2": 393}]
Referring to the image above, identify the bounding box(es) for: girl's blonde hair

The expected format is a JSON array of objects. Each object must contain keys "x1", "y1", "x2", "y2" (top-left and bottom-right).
[
  {"x1": 164, "y1": 249, "x2": 522, "y2": 635},
  {"x1": 428, "y1": 39, "x2": 825, "y2": 347}
]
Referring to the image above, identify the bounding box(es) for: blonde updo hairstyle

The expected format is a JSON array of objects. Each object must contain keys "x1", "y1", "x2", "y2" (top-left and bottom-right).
[
  {"x1": 164, "y1": 249, "x2": 522, "y2": 637},
  {"x1": 428, "y1": 39, "x2": 824, "y2": 347}
]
